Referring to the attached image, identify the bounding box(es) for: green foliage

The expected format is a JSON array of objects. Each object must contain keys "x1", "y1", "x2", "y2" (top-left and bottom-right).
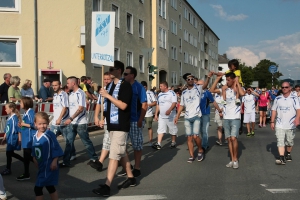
[{"x1": 239, "y1": 62, "x2": 254, "y2": 88}]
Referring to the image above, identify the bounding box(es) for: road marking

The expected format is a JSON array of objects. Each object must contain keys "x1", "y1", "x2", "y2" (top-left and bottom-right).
[
  {"x1": 61, "y1": 194, "x2": 167, "y2": 200},
  {"x1": 260, "y1": 184, "x2": 268, "y2": 187},
  {"x1": 266, "y1": 189, "x2": 298, "y2": 193}
]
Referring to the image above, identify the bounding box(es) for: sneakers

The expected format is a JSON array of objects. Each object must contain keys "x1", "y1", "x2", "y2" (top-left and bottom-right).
[
  {"x1": 92, "y1": 184, "x2": 110, "y2": 197},
  {"x1": 233, "y1": 161, "x2": 239, "y2": 169},
  {"x1": 216, "y1": 141, "x2": 223, "y2": 146},
  {"x1": 197, "y1": 153, "x2": 204, "y2": 162},
  {"x1": 170, "y1": 142, "x2": 176, "y2": 149},
  {"x1": 246, "y1": 133, "x2": 251, "y2": 137},
  {"x1": 226, "y1": 161, "x2": 233, "y2": 168},
  {"x1": 221, "y1": 100, "x2": 227, "y2": 105},
  {"x1": 0, "y1": 168, "x2": 11, "y2": 176},
  {"x1": 90, "y1": 160, "x2": 103, "y2": 171},
  {"x1": 152, "y1": 142, "x2": 161, "y2": 150},
  {"x1": 286, "y1": 153, "x2": 292, "y2": 162},
  {"x1": 70, "y1": 155, "x2": 76, "y2": 161},
  {"x1": 117, "y1": 165, "x2": 133, "y2": 177},
  {"x1": 117, "y1": 178, "x2": 136, "y2": 190},
  {"x1": 263, "y1": 124, "x2": 266, "y2": 127},
  {"x1": 0, "y1": 192, "x2": 6, "y2": 200},
  {"x1": 275, "y1": 156, "x2": 286, "y2": 165},
  {"x1": 251, "y1": 131, "x2": 255, "y2": 136},
  {"x1": 187, "y1": 157, "x2": 195, "y2": 163},
  {"x1": 259, "y1": 124, "x2": 262, "y2": 128},
  {"x1": 16, "y1": 174, "x2": 30, "y2": 181},
  {"x1": 132, "y1": 169, "x2": 141, "y2": 177},
  {"x1": 235, "y1": 99, "x2": 241, "y2": 106}
]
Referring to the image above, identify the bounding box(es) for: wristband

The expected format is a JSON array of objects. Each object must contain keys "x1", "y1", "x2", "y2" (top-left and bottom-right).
[{"x1": 69, "y1": 117, "x2": 73, "y2": 121}]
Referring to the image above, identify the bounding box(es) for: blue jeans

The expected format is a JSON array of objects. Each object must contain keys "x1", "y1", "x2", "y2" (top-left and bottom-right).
[
  {"x1": 200, "y1": 114, "x2": 210, "y2": 149},
  {"x1": 65, "y1": 124, "x2": 98, "y2": 163},
  {"x1": 50, "y1": 124, "x2": 75, "y2": 165}
]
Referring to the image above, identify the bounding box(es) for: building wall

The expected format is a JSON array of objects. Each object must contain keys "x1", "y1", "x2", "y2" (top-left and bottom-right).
[
  {"x1": 85, "y1": 0, "x2": 152, "y2": 86},
  {"x1": 0, "y1": 0, "x2": 85, "y2": 93}
]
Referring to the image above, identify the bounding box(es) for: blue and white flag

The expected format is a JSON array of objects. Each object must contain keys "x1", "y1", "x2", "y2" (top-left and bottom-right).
[{"x1": 91, "y1": 12, "x2": 115, "y2": 66}]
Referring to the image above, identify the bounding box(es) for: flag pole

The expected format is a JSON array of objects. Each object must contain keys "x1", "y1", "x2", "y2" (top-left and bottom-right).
[{"x1": 100, "y1": 65, "x2": 104, "y2": 121}]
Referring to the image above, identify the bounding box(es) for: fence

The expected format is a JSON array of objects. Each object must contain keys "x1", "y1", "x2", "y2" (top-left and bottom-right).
[{"x1": 0, "y1": 101, "x2": 97, "y2": 137}]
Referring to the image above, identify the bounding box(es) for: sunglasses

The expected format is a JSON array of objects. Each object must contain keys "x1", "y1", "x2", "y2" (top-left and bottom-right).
[
  {"x1": 282, "y1": 86, "x2": 289, "y2": 89},
  {"x1": 186, "y1": 78, "x2": 194, "y2": 81},
  {"x1": 123, "y1": 73, "x2": 131, "y2": 76},
  {"x1": 109, "y1": 67, "x2": 119, "y2": 72}
]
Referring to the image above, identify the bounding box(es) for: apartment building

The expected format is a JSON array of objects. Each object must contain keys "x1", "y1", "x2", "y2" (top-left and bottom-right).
[
  {"x1": 0, "y1": 0, "x2": 85, "y2": 92},
  {"x1": 84, "y1": 0, "x2": 152, "y2": 85}
]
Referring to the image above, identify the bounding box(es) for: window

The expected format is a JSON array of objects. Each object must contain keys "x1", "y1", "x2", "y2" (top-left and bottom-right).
[
  {"x1": 171, "y1": 46, "x2": 177, "y2": 60},
  {"x1": 114, "y1": 48, "x2": 119, "y2": 60},
  {"x1": 201, "y1": 25, "x2": 204, "y2": 35},
  {"x1": 189, "y1": 34, "x2": 193, "y2": 45},
  {"x1": 184, "y1": 30, "x2": 188, "y2": 41},
  {"x1": 127, "y1": 51, "x2": 133, "y2": 66},
  {"x1": 139, "y1": 55, "x2": 144, "y2": 73},
  {"x1": 194, "y1": 19, "x2": 198, "y2": 28},
  {"x1": 184, "y1": 8, "x2": 188, "y2": 19},
  {"x1": 171, "y1": 72, "x2": 178, "y2": 85},
  {"x1": 0, "y1": 0, "x2": 20, "y2": 12},
  {"x1": 159, "y1": 0, "x2": 166, "y2": 19},
  {"x1": 0, "y1": 37, "x2": 21, "y2": 66},
  {"x1": 127, "y1": 13, "x2": 133, "y2": 33},
  {"x1": 170, "y1": 0, "x2": 177, "y2": 9},
  {"x1": 184, "y1": 52, "x2": 188, "y2": 63},
  {"x1": 170, "y1": 20, "x2": 177, "y2": 35},
  {"x1": 179, "y1": 1, "x2": 182, "y2": 7},
  {"x1": 139, "y1": 0, "x2": 144, "y2": 3},
  {"x1": 194, "y1": 57, "x2": 197, "y2": 67},
  {"x1": 139, "y1": 20, "x2": 144, "y2": 38},
  {"x1": 112, "y1": 4, "x2": 119, "y2": 28},
  {"x1": 93, "y1": 0, "x2": 101, "y2": 11},
  {"x1": 201, "y1": 43, "x2": 204, "y2": 51},
  {"x1": 159, "y1": 27, "x2": 166, "y2": 49},
  {"x1": 179, "y1": 14, "x2": 182, "y2": 29},
  {"x1": 193, "y1": 37, "x2": 197, "y2": 47},
  {"x1": 179, "y1": 38, "x2": 182, "y2": 53},
  {"x1": 179, "y1": 62, "x2": 182, "y2": 76}
]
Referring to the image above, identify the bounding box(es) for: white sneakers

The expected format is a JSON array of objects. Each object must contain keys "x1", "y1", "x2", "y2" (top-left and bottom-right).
[
  {"x1": 226, "y1": 161, "x2": 239, "y2": 169},
  {"x1": 0, "y1": 192, "x2": 7, "y2": 200}
]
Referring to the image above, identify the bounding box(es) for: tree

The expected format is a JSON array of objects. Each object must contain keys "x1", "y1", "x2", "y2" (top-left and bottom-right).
[
  {"x1": 252, "y1": 59, "x2": 283, "y2": 88},
  {"x1": 239, "y1": 62, "x2": 254, "y2": 87}
]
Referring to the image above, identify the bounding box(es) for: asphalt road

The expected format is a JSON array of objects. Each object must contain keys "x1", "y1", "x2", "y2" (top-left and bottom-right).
[{"x1": 2, "y1": 112, "x2": 300, "y2": 200}]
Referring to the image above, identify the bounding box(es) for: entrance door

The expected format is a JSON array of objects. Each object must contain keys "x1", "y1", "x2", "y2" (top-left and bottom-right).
[{"x1": 39, "y1": 69, "x2": 62, "y2": 89}]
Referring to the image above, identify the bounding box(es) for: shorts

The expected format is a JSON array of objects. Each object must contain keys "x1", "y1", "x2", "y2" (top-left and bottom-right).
[
  {"x1": 259, "y1": 106, "x2": 267, "y2": 111},
  {"x1": 243, "y1": 112, "x2": 255, "y2": 123},
  {"x1": 128, "y1": 122, "x2": 144, "y2": 151},
  {"x1": 157, "y1": 117, "x2": 178, "y2": 135},
  {"x1": 145, "y1": 116, "x2": 153, "y2": 129},
  {"x1": 214, "y1": 112, "x2": 223, "y2": 127},
  {"x1": 109, "y1": 131, "x2": 128, "y2": 161},
  {"x1": 223, "y1": 119, "x2": 241, "y2": 139},
  {"x1": 184, "y1": 116, "x2": 201, "y2": 136},
  {"x1": 275, "y1": 128, "x2": 295, "y2": 147},
  {"x1": 102, "y1": 125, "x2": 111, "y2": 151}
]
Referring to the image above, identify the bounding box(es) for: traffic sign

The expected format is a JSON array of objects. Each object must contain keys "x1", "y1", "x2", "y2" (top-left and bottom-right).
[{"x1": 269, "y1": 65, "x2": 277, "y2": 74}]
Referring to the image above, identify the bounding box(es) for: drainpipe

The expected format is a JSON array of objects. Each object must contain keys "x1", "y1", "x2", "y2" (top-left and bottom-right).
[{"x1": 34, "y1": 0, "x2": 38, "y2": 93}]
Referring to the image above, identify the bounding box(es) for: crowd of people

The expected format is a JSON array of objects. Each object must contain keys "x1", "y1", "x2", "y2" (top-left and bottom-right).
[{"x1": 0, "y1": 59, "x2": 299, "y2": 199}]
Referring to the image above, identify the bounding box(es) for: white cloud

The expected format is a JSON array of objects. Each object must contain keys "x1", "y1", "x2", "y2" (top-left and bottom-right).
[
  {"x1": 211, "y1": 4, "x2": 248, "y2": 21},
  {"x1": 225, "y1": 32, "x2": 300, "y2": 79}
]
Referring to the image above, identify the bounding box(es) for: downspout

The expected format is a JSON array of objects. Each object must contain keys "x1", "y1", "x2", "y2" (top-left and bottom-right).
[{"x1": 34, "y1": 0, "x2": 38, "y2": 93}]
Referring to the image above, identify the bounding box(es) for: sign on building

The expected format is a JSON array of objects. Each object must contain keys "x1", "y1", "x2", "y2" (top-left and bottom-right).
[{"x1": 91, "y1": 12, "x2": 115, "y2": 66}]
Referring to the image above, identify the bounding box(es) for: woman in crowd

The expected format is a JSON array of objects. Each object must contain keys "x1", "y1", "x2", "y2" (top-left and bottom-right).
[
  {"x1": 21, "y1": 79, "x2": 39, "y2": 101},
  {"x1": 8, "y1": 76, "x2": 21, "y2": 102},
  {"x1": 257, "y1": 88, "x2": 270, "y2": 127}
]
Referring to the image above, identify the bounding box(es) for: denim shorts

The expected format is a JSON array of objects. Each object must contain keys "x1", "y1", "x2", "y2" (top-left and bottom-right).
[
  {"x1": 223, "y1": 119, "x2": 241, "y2": 138},
  {"x1": 184, "y1": 116, "x2": 201, "y2": 137}
]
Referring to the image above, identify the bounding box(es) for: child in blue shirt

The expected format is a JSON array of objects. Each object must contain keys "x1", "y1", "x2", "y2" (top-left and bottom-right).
[
  {"x1": 17, "y1": 97, "x2": 36, "y2": 181},
  {"x1": 32, "y1": 112, "x2": 63, "y2": 200},
  {"x1": 0, "y1": 102, "x2": 23, "y2": 175}
]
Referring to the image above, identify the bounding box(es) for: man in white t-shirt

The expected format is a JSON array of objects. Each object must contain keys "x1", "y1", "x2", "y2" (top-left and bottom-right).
[
  {"x1": 152, "y1": 81, "x2": 178, "y2": 150},
  {"x1": 50, "y1": 80, "x2": 72, "y2": 167},
  {"x1": 141, "y1": 81, "x2": 157, "y2": 146},
  {"x1": 221, "y1": 72, "x2": 245, "y2": 169},
  {"x1": 64, "y1": 76, "x2": 98, "y2": 165},
  {"x1": 242, "y1": 87, "x2": 259, "y2": 137},
  {"x1": 174, "y1": 73, "x2": 205, "y2": 162},
  {"x1": 271, "y1": 82, "x2": 300, "y2": 165}
]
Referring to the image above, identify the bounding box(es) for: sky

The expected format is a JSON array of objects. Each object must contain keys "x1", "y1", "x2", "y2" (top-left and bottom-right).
[{"x1": 188, "y1": 0, "x2": 300, "y2": 80}]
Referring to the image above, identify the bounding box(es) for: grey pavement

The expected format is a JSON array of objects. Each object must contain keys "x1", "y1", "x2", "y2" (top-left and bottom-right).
[{"x1": 1, "y1": 112, "x2": 300, "y2": 199}]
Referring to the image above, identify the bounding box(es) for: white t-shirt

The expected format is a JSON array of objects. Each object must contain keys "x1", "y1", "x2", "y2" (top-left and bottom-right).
[
  {"x1": 214, "y1": 88, "x2": 223, "y2": 113},
  {"x1": 223, "y1": 88, "x2": 241, "y2": 119},
  {"x1": 52, "y1": 91, "x2": 69, "y2": 125},
  {"x1": 145, "y1": 90, "x2": 157, "y2": 117},
  {"x1": 180, "y1": 85, "x2": 202, "y2": 118},
  {"x1": 157, "y1": 90, "x2": 177, "y2": 119},
  {"x1": 272, "y1": 93, "x2": 300, "y2": 129},
  {"x1": 69, "y1": 88, "x2": 87, "y2": 124},
  {"x1": 242, "y1": 94, "x2": 256, "y2": 114}
]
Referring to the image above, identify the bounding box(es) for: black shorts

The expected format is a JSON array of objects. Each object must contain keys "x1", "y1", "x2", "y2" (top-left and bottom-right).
[{"x1": 259, "y1": 106, "x2": 267, "y2": 111}]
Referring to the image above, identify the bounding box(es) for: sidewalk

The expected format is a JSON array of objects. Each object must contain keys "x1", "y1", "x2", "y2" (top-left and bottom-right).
[{"x1": 0, "y1": 128, "x2": 105, "y2": 153}]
